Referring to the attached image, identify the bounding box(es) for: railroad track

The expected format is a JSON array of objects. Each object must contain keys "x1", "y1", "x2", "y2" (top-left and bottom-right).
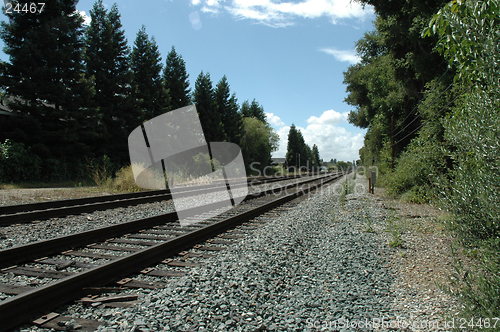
[
  {"x1": 0, "y1": 174, "x2": 307, "y2": 226},
  {"x1": 0, "y1": 172, "x2": 342, "y2": 331}
]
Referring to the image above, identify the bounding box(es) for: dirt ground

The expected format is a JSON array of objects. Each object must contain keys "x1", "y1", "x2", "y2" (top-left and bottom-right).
[
  {"x1": 372, "y1": 186, "x2": 463, "y2": 329},
  {"x1": 0, "y1": 187, "x2": 114, "y2": 206}
]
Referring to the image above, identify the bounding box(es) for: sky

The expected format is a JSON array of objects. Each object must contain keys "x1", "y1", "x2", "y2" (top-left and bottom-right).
[{"x1": 0, "y1": 0, "x2": 375, "y2": 162}]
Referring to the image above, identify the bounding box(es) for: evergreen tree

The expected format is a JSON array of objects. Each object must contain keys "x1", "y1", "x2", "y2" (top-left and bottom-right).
[
  {"x1": 305, "y1": 144, "x2": 312, "y2": 170},
  {"x1": 311, "y1": 144, "x2": 321, "y2": 169},
  {"x1": 0, "y1": 0, "x2": 88, "y2": 172},
  {"x1": 285, "y1": 125, "x2": 299, "y2": 168},
  {"x1": 214, "y1": 76, "x2": 242, "y2": 144},
  {"x1": 285, "y1": 125, "x2": 309, "y2": 169},
  {"x1": 163, "y1": 47, "x2": 190, "y2": 110},
  {"x1": 241, "y1": 99, "x2": 266, "y2": 123},
  {"x1": 296, "y1": 130, "x2": 308, "y2": 167},
  {"x1": 85, "y1": 1, "x2": 132, "y2": 162},
  {"x1": 130, "y1": 26, "x2": 168, "y2": 121},
  {"x1": 193, "y1": 72, "x2": 224, "y2": 143}
]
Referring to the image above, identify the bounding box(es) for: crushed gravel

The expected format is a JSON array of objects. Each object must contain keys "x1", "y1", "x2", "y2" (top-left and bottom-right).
[
  {"x1": 0, "y1": 176, "x2": 323, "y2": 250},
  {"x1": 39, "y1": 175, "x2": 456, "y2": 331},
  {"x1": 13, "y1": 175, "x2": 459, "y2": 331}
]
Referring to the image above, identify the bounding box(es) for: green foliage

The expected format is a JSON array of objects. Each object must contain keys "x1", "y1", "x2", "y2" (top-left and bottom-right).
[
  {"x1": 241, "y1": 99, "x2": 266, "y2": 123},
  {"x1": 424, "y1": 0, "x2": 499, "y2": 87},
  {"x1": 0, "y1": 0, "x2": 86, "y2": 111},
  {"x1": 0, "y1": 139, "x2": 41, "y2": 182},
  {"x1": 0, "y1": 0, "x2": 284, "y2": 183},
  {"x1": 449, "y1": 240, "x2": 500, "y2": 319},
  {"x1": 311, "y1": 144, "x2": 321, "y2": 169},
  {"x1": 214, "y1": 76, "x2": 242, "y2": 144},
  {"x1": 85, "y1": 1, "x2": 132, "y2": 163},
  {"x1": 193, "y1": 71, "x2": 224, "y2": 142},
  {"x1": 440, "y1": 88, "x2": 499, "y2": 242},
  {"x1": 363, "y1": 212, "x2": 375, "y2": 233},
  {"x1": 86, "y1": 155, "x2": 114, "y2": 186},
  {"x1": 240, "y1": 117, "x2": 278, "y2": 172},
  {"x1": 163, "y1": 47, "x2": 191, "y2": 110},
  {"x1": 385, "y1": 214, "x2": 404, "y2": 248},
  {"x1": 385, "y1": 134, "x2": 447, "y2": 203},
  {"x1": 130, "y1": 26, "x2": 168, "y2": 121},
  {"x1": 338, "y1": 178, "x2": 354, "y2": 206},
  {"x1": 0, "y1": 0, "x2": 91, "y2": 171},
  {"x1": 285, "y1": 125, "x2": 311, "y2": 169},
  {"x1": 425, "y1": 0, "x2": 499, "y2": 321}
]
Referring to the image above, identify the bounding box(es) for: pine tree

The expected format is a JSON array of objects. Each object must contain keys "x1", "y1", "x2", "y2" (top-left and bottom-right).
[
  {"x1": 305, "y1": 144, "x2": 312, "y2": 169},
  {"x1": 193, "y1": 72, "x2": 224, "y2": 143},
  {"x1": 214, "y1": 76, "x2": 242, "y2": 144},
  {"x1": 85, "y1": 1, "x2": 132, "y2": 161},
  {"x1": 296, "y1": 130, "x2": 308, "y2": 167},
  {"x1": 227, "y1": 94, "x2": 242, "y2": 143},
  {"x1": 130, "y1": 26, "x2": 168, "y2": 121},
  {"x1": 241, "y1": 99, "x2": 266, "y2": 123},
  {"x1": 311, "y1": 144, "x2": 321, "y2": 169},
  {"x1": 286, "y1": 125, "x2": 309, "y2": 169},
  {"x1": 0, "y1": 0, "x2": 88, "y2": 166},
  {"x1": 163, "y1": 47, "x2": 190, "y2": 110},
  {"x1": 285, "y1": 125, "x2": 299, "y2": 168}
]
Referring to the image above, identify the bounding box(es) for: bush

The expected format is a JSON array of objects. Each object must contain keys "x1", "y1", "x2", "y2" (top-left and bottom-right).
[
  {"x1": 0, "y1": 139, "x2": 41, "y2": 182},
  {"x1": 385, "y1": 136, "x2": 446, "y2": 203},
  {"x1": 103, "y1": 164, "x2": 143, "y2": 192},
  {"x1": 441, "y1": 87, "x2": 499, "y2": 242},
  {"x1": 108, "y1": 165, "x2": 143, "y2": 192},
  {"x1": 427, "y1": 0, "x2": 500, "y2": 321},
  {"x1": 86, "y1": 155, "x2": 114, "y2": 186}
]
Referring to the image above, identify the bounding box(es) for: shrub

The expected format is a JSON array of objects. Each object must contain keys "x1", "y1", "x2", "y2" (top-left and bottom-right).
[
  {"x1": 86, "y1": 155, "x2": 113, "y2": 186},
  {"x1": 385, "y1": 136, "x2": 446, "y2": 203},
  {"x1": 0, "y1": 139, "x2": 41, "y2": 182},
  {"x1": 105, "y1": 165, "x2": 143, "y2": 192},
  {"x1": 441, "y1": 87, "x2": 499, "y2": 242}
]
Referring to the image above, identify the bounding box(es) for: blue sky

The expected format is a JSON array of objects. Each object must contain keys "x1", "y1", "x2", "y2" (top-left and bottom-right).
[{"x1": 0, "y1": 0, "x2": 375, "y2": 161}]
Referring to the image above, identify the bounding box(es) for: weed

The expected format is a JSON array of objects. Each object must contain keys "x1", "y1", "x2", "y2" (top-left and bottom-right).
[
  {"x1": 385, "y1": 213, "x2": 404, "y2": 248},
  {"x1": 101, "y1": 165, "x2": 143, "y2": 192},
  {"x1": 364, "y1": 213, "x2": 376, "y2": 233},
  {"x1": 86, "y1": 155, "x2": 113, "y2": 186}
]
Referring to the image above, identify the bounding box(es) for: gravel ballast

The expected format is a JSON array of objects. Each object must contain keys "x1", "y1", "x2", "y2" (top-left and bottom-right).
[
  {"x1": 0, "y1": 176, "x2": 322, "y2": 250},
  {"x1": 42, "y1": 175, "x2": 459, "y2": 331}
]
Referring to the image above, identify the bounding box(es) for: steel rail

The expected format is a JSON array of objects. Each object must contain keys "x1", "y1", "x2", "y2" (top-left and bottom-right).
[
  {"x1": 0, "y1": 173, "x2": 337, "y2": 268},
  {"x1": 0, "y1": 172, "x2": 339, "y2": 331},
  {"x1": 0, "y1": 174, "x2": 307, "y2": 225}
]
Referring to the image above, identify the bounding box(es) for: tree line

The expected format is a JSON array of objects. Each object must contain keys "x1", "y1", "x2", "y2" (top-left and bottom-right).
[
  {"x1": 344, "y1": 0, "x2": 498, "y2": 319},
  {"x1": 285, "y1": 124, "x2": 321, "y2": 171},
  {"x1": 0, "y1": 0, "x2": 278, "y2": 181}
]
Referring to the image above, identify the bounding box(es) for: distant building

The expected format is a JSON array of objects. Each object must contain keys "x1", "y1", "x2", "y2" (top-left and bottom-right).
[{"x1": 271, "y1": 157, "x2": 286, "y2": 167}]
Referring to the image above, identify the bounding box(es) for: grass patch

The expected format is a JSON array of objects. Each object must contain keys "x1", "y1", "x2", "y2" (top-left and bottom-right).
[
  {"x1": 0, "y1": 181, "x2": 89, "y2": 189},
  {"x1": 339, "y1": 177, "x2": 355, "y2": 206},
  {"x1": 385, "y1": 213, "x2": 404, "y2": 248},
  {"x1": 343, "y1": 178, "x2": 355, "y2": 194},
  {"x1": 99, "y1": 165, "x2": 143, "y2": 192},
  {"x1": 363, "y1": 212, "x2": 376, "y2": 233}
]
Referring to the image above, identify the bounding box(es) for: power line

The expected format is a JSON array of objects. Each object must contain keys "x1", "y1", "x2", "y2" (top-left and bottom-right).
[
  {"x1": 394, "y1": 85, "x2": 470, "y2": 145},
  {"x1": 393, "y1": 80, "x2": 455, "y2": 139},
  {"x1": 392, "y1": 69, "x2": 453, "y2": 138}
]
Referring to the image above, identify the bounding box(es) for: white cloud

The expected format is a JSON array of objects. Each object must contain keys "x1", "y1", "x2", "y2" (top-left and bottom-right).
[
  {"x1": 265, "y1": 112, "x2": 285, "y2": 127},
  {"x1": 78, "y1": 10, "x2": 91, "y2": 26},
  {"x1": 271, "y1": 109, "x2": 364, "y2": 162},
  {"x1": 319, "y1": 47, "x2": 360, "y2": 64},
  {"x1": 189, "y1": 11, "x2": 203, "y2": 30},
  {"x1": 191, "y1": 0, "x2": 373, "y2": 27}
]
